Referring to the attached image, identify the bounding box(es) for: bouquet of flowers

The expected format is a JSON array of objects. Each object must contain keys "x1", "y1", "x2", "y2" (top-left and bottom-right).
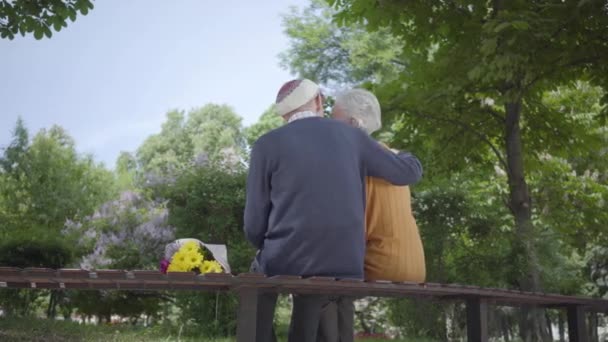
[{"x1": 159, "y1": 238, "x2": 231, "y2": 274}]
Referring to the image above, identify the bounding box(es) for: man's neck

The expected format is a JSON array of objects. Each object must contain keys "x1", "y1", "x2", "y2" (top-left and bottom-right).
[{"x1": 286, "y1": 110, "x2": 319, "y2": 123}]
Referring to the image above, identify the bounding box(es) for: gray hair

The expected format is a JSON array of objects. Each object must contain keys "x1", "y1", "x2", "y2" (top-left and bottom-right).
[{"x1": 334, "y1": 89, "x2": 382, "y2": 135}]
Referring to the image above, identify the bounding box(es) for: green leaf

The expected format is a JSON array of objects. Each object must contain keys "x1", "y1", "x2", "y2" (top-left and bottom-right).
[
  {"x1": 53, "y1": 20, "x2": 63, "y2": 32},
  {"x1": 577, "y1": 0, "x2": 592, "y2": 8},
  {"x1": 68, "y1": 9, "x2": 77, "y2": 22},
  {"x1": 493, "y1": 22, "x2": 511, "y2": 33},
  {"x1": 467, "y1": 66, "x2": 483, "y2": 81},
  {"x1": 43, "y1": 25, "x2": 52, "y2": 38},
  {"x1": 34, "y1": 29, "x2": 43, "y2": 40},
  {"x1": 480, "y1": 38, "x2": 497, "y2": 55},
  {"x1": 80, "y1": 6, "x2": 89, "y2": 15},
  {"x1": 511, "y1": 21, "x2": 530, "y2": 31},
  {"x1": 25, "y1": 17, "x2": 37, "y2": 30}
]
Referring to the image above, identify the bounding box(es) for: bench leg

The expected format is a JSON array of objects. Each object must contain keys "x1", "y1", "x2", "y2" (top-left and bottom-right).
[
  {"x1": 466, "y1": 297, "x2": 488, "y2": 342},
  {"x1": 567, "y1": 306, "x2": 588, "y2": 342},
  {"x1": 236, "y1": 288, "x2": 258, "y2": 342}
]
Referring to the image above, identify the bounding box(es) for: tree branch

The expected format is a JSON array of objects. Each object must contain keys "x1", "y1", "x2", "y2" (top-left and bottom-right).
[
  {"x1": 484, "y1": 106, "x2": 505, "y2": 125},
  {"x1": 525, "y1": 54, "x2": 604, "y2": 90},
  {"x1": 390, "y1": 58, "x2": 408, "y2": 67},
  {"x1": 410, "y1": 111, "x2": 508, "y2": 170}
]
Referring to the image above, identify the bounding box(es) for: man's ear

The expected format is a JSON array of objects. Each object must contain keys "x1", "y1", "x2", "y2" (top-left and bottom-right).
[{"x1": 316, "y1": 94, "x2": 324, "y2": 113}]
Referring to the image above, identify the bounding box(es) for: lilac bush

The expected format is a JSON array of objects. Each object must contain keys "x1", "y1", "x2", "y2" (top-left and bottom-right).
[{"x1": 63, "y1": 190, "x2": 175, "y2": 270}]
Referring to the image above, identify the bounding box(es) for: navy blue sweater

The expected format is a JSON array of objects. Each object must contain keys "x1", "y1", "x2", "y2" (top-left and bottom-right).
[{"x1": 244, "y1": 117, "x2": 422, "y2": 279}]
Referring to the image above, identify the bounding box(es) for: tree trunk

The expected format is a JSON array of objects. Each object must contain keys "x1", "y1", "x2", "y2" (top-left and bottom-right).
[
  {"x1": 46, "y1": 290, "x2": 59, "y2": 319},
  {"x1": 546, "y1": 312, "x2": 554, "y2": 341},
  {"x1": 501, "y1": 317, "x2": 511, "y2": 342},
  {"x1": 589, "y1": 313, "x2": 599, "y2": 342},
  {"x1": 558, "y1": 311, "x2": 565, "y2": 342},
  {"x1": 504, "y1": 100, "x2": 551, "y2": 342}
]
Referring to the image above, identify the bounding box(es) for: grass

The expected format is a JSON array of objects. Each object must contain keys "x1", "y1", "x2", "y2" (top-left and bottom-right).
[
  {"x1": 0, "y1": 316, "x2": 437, "y2": 342},
  {"x1": 0, "y1": 317, "x2": 231, "y2": 342}
]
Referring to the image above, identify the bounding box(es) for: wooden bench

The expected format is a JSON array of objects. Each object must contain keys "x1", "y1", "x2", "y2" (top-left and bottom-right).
[{"x1": 1, "y1": 267, "x2": 607, "y2": 342}]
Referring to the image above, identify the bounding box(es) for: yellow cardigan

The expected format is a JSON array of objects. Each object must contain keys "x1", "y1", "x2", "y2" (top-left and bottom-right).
[{"x1": 364, "y1": 177, "x2": 426, "y2": 282}]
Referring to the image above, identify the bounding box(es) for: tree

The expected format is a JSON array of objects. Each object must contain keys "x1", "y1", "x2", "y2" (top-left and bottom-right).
[
  {"x1": 0, "y1": 117, "x2": 28, "y2": 173},
  {"x1": 115, "y1": 151, "x2": 137, "y2": 190},
  {"x1": 161, "y1": 166, "x2": 254, "y2": 336},
  {"x1": 0, "y1": 120, "x2": 116, "y2": 318},
  {"x1": 244, "y1": 105, "x2": 283, "y2": 146},
  {"x1": 136, "y1": 104, "x2": 246, "y2": 184},
  {"x1": 279, "y1": 0, "x2": 405, "y2": 88},
  {"x1": 0, "y1": 117, "x2": 30, "y2": 231},
  {"x1": 282, "y1": 1, "x2": 608, "y2": 339},
  {"x1": 0, "y1": 0, "x2": 94, "y2": 40},
  {"x1": 0, "y1": 121, "x2": 116, "y2": 235}
]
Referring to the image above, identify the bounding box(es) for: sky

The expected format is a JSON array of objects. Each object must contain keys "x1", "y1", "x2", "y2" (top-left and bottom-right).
[{"x1": 0, "y1": 0, "x2": 308, "y2": 168}]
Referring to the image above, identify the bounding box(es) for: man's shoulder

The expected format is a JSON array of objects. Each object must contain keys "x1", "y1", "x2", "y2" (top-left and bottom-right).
[
  {"x1": 253, "y1": 118, "x2": 362, "y2": 147},
  {"x1": 252, "y1": 125, "x2": 286, "y2": 150}
]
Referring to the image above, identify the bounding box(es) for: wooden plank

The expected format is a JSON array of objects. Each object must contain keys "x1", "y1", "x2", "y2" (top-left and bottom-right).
[
  {"x1": 567, "y1": 306, "x2": 588, "y2": 342},
  {"x1": 130, "y1": 270, "x2": 165, "y2": 281},
  {"x1": 466, "y1": 297, "x2": 488, "y2": 342},
  {"x1": 2, "y1": 269, "x2": 608, "y2": 312},
  {"x1": 21, "y1": 268, "x2": 61, "y2": 289},
  {"x1": 0, "y1": 267, "x2": 22, "y2": 277},
  {"x1": 23, "y1": 268, "x2": 56, "y2": 278},
  {"x1": 308, "y1": 276, "x2": 337, "y2": 282},
  {"x1": 57, "y1": 269, "x2": 89, "y2": 279},
  {"x1": 94, "y1": 270, "x2": 128, "y2": 280}
]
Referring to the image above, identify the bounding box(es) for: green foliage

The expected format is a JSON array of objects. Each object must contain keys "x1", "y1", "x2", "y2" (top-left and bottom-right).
[
  {"x1": 0, "y1": 117, "x2": 28, "y2": 174},
  {"x1": 0, "y1": 0, "x2": 94, "y2": 40},
  {"x1": 0, "y1": 121, "x2": 116, "y2": 237},
  {"x1": 136, "y1": 105, "x2": 246, "y2": 184},
  {"x1": 0, "y1": 231, "x2": 75, "y2": 317},
  {"x1": 0, "y1": 316, "x2": 236, "y2": 342},
  {"x1": 388, "y1": 299, "x2": 446, "y2": 339},
  {"x1": 61, "y1": 191, "x2": 174, "y2": 322},
  {"x1": 163, "y1": 167, "x2": 253, "y2": 273},
  {"x1": 174, "y1": 292, "x2": 238, "y2": 337},
  {"x1": 244, "y1": 105, "x2": 283, "y2": 146},
  {"x1": 0, "y1": 232, "x2": 73, "y2": 268},
  {"x1": 279, "y1": 0, "x2": 404, "y2": 86},
  {"x1": 318, "y1": 0, "x2": 608, "y2": 169},
  {"x1": 115, "y1": 151, "x2": 138, "y2": 191},
  {"x1": 162, "y1": 166, "x2": 254, "y2": 336},
  {"x1": 383, "y1": 175, "x2": 514, "y2": 339},
  {"x1": 283, "y1": 0, "x2": 607, "y2": 323}
]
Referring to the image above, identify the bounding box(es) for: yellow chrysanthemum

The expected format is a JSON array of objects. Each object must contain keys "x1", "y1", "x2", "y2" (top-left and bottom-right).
[
  {"x1": 182, "y1": 241, "x2": 201, "y2": 255},
  {"x1": 200, "y1": 260, "x2": 223, "y2": 274},
  {"x1": 167, "y1": 241, "x2": 211, "y2": 272},
  {"x1": 168, "y1": 250, "x2": 191, "y2": 272},
  {"x1": 183, "y1": 250, "x2": 204, "y2": 270},
  {"x1": 166, "y1": 262, "x2": 182, "y2": 272}
]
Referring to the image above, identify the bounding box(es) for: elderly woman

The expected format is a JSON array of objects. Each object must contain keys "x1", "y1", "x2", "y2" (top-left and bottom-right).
[{"x1": 318, "y1": 89, "x2": 426, "y2": 342}]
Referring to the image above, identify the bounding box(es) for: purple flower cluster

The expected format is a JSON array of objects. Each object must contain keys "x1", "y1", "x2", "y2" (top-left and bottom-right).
[{"x1": 63, "y1": 191, "x2": 176, "y2": 270}]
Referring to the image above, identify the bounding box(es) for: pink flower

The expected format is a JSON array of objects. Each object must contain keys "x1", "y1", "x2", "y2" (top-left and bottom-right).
[{"x1": 159, "y1": 259, "x2": 170, "y2": 273}]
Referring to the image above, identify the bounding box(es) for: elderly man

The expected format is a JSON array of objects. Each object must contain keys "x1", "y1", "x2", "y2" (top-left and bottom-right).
[
  {"x1": 317, "y1": 89, "x2": 426, "y2": 341},
  {"x1": 244, "y1": 79, "x2": 423, "y2": 342}
]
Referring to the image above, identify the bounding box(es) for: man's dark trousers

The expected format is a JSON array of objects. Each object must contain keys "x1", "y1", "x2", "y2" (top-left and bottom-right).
[
  {"x1": 316, "y1": 298, "x2": 355, "y2": 342},
  {"x1": 251, "y1": 259, "x2": 349, "y2": 342}
]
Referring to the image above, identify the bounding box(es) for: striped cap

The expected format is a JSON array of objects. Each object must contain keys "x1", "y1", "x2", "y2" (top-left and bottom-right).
[{"x1": 275, "y1": 79, "x2": 320, "y2": 116}]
